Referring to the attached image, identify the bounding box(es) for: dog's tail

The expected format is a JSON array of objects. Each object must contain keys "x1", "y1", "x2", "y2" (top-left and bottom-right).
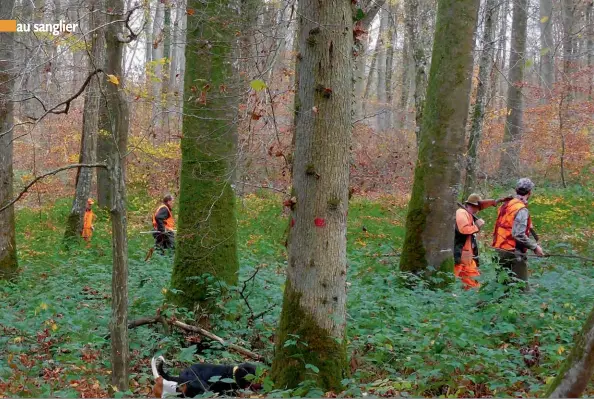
[{"x1": 151, "y1": 356, "x2": 183, "y2": 383}]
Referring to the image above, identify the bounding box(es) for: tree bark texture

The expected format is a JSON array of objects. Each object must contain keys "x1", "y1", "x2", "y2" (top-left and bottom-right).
[
  {"x1": 271, "y1": 0, "x2": 353, "y2": 391},
  {"x1": 499, "y1": 0, "x2": 528, "y2": 179},
  {"x1": 463, "y1": 0, "x2": 498, "y2": 198},
  {"x1": 385, "y1": 2, "x2": 398, "y2": 130},
  {"x1": 546, "y1": 306, "x2": 594, "y2": 397},
  {"x1": 399, "y1": 0, "x2": 480, "y2": 275},
  {"x1": 151, "y1": 0, "x2": 165, "y2": 127},
  {"x1": 64, "y1": 0, "x2": 106, "y2": 242},
  {"x1": 0, "y1": 0, "x2": 18, "y2": 279},
  {"x1": 170, "y1": 0, "x2": 240, "y2": 311},
  {"x1": 105, "y1": 0, "x2": 130, "y2": 390}
]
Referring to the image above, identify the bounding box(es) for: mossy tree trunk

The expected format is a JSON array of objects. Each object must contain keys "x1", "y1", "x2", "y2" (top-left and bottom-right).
[
  {"x1": 271, "y1": 0, "x2": 353, "y2": 391},
  {"x1": 546, "y1": 306, "x2": 594, "y2": 397},
  {"x1": 64, "y1": 0, "x2": 106, "y2": 243},
  {"x1": 399, "y1": 0, "x2": 480, "y2": 276},
  {"x1": 170, "y1": 0, "x2": 240, "y2": 312},
  {"x1": 462, "y1": 0, "x2": 498, "y2": 199},
  {"x1": 105, "y1": 0, "x2": 130, "y2": 390},
  {"x1": 0, "y1": 0, "x2": 18, "y2": 279},
  {"x1": 499, "y1": 0, "x2": 528, "y2": 178}
]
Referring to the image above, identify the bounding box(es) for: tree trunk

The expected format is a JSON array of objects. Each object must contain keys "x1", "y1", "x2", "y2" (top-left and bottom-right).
[
  {"x1": 271, "y1": 0, "x2": 353, "y2": 391},
  {"x1": 353, "y1": 0, "x2": 386, "y2": 122},
  {"x1": 385, "y1": 3, "x2": 398, "y2": 130},
  {"x1": 106, "y1": 0, "x2": 130, "y2": 390},
  {"x1": 495, "y1": 0, "x2": 509, "y2": 109},
  {"x1": 539, "y1": 0, "x2": 554, "y2": 98},
  {"x1": 399, "y1": 0, "x2": 480, "y2": 276},
  {"x1": 400, "y1": 33, "x2": 412, "y2": 128},
  {"x1": 376, "y1": 8, "x2": 389, "y2": 131},
  {"x1": 64, "y1": 0, "x2": 106, "y2": 242},
  {"x1": 463, "y1": 0, "x2": 498, "y2": 198},
  {"x1": 0, "y1": 0, "x2": 18, "y2": 279},
  {"x1": 145, "y1": 0, "x2": 153, "y2": 65},
  {"x1": 499, "y1": 0, "x2": 528, "y2": 179},
  {"x1": 96, "y1": 98, "x2": 112, "y2": 208},
  {"x1": 546, "y1": 305, "x2": 594, "y2": 397},
  {"x1": 363, "y1": 36, "x2": 379, "y2": 113},
  {"x1": 151, "y1": 0, "x2": 165, "y2": 128},
  {"x1": 405, "y1": 0, "x2": 431, "y2": 142},
  {"x1": 170, "y1": 0, "x2": 240, "y2": 312}
]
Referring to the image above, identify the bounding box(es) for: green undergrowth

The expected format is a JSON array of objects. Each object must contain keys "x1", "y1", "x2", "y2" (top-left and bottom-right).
[{"x1": 1, "y1": 187, "x2": 593, "y2": 397}]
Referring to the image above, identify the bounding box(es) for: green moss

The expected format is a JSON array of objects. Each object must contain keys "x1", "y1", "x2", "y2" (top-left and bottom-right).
[
  {"x1": 327, "y1": 198, "x2": 340, "y2": 210},
  {"x1": 0, "y1": 242, "x2": 18, "y2": 280},
  {"x1": 169, "y1": 0, "x2": 239, "y2": 311},
  {"x1": 271, "y1": 280, "x2": 347, "y2": 391},
  {"x1": 305, "y1": 164, "x2": 316, "y2": 176}
]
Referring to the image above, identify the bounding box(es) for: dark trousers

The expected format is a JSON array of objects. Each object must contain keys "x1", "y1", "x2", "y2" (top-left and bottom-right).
[
  {"x1": 154, "y1": 231, "x2": 175, "y2": 253},
  {"x1": 495, "y1": 249, "x2": 529, "y2": 292}
]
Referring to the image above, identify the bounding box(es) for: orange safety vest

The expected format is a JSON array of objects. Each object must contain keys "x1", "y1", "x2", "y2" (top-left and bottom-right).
[
  {"x1": 152, "y1": 204, "x2": 175, "y2": 230},
  {"x1": 82, "y1": 209, "x2": 95, "y2": 238},
  {"x1": 492, "y1": 198, "x2": 531, "y2": 251}
]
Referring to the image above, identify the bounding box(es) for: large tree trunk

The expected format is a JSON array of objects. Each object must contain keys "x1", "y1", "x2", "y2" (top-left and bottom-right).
[
  {"x1": 539, "y1": 0, "x2": 554, "y2": 98},
  {"x1": 463, "y1": 0, "x2": 498, "y2": 198},
  {"x1": 0, "y1": 0, "x2": 18, "y2": 279},
  {"x1": 105, "y1": 0, "x2": 130, "y2": 390},
  {"x1": 499, "y1": 0, "x2": 528, "y2": 179},
  {"x1": 399, "y1": 0, "x2": 480, "y2": 275},
  {"x1": 170, "y1": 0, "x2": 240, "y2": 312},
  {"x1": 546, "y1": 306, "x2": 594, "y2": 397},
  {"x1": 588, "y1": 0, "x2": 593, "y2": 100},
  {"x1": 64, "y1": 0, "x2": 106, "y2": 242},
  {"x1": 271, "y1": 0, "x2": 353, "y2": 391}
]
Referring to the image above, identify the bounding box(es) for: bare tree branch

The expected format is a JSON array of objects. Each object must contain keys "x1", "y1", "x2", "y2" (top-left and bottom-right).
[{"x1": 0, "y1": 163, "x2": 107, "y2": 213}]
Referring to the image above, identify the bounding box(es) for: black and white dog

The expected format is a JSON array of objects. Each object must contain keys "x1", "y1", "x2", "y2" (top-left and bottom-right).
[{"x1": 151, "y1": 356, "x2": 261, "y2": 397}]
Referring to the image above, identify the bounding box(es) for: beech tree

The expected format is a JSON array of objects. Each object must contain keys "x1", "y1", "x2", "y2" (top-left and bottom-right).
[
  {"x1": 64, "y1": 0, "x2": 106, "y2": 242},
  {"x1": 271, "y1": 0, "x2": 353, "y2": 390},
  {"x1": 169, "y1": 0, "x2": 241, "y2": 311},
  {"x1": 399, "y1": 0, "x2": 480, "y2": 275},
  {"x1": 105, "y1": 0, "x2": 131, "y2": 390},
  {"x1": 0, "y1": 0, "x2": 18, "y2": 279}
]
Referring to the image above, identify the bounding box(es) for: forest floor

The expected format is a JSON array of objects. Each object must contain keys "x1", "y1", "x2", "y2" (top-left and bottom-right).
[{"x1": 1, "y1": 186, "x2": 594, "y2": 398}]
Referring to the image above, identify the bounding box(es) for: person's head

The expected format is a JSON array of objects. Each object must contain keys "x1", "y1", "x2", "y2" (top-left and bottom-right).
[
  {"x1": 464, "y1": 193, "x2": 482, "y2": 214},
  {"x1": 86, "y1": 198, "x2": 94, "y2": 210},
  {"x1": 163, "y1": 194, "x2": 173, "y2": 208},
  {"x1": 515, "y1": 178, "x2": 534, "y2": 198}
]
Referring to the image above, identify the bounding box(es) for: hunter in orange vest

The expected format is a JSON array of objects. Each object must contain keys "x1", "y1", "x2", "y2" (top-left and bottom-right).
[
  {"x1": 492, "y1": 178, "x2": 545, "y2": 291},
  {"x1": 81, "y1": 198, "x2": 96, "y2": 244},
  {"x1": 153, "y1": 194, "x2": 175, "y2": 253},
  {"x1": 454, "y1": 193, "x2": 505, "y2": 289}
]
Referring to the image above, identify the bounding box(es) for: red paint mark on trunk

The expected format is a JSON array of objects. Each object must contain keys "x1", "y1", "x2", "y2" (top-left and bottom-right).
[{"x1": 314, "y1": 218, "x2": 326, "y2": 227}]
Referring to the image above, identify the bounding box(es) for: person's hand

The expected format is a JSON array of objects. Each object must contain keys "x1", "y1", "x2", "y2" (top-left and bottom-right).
[
  {"x1": 91, "y1": 226, "x2": 95, "y2": 231},
  {"x1": 475, "y1": 218, "x2": 485, "y2": 229},
  {"x1": 534, "y1": 245, "x2": 545, "y2": 257}
]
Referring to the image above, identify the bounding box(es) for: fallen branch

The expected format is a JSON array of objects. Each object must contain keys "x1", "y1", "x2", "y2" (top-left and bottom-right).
[
  {"x1": 0, "y1": 163, "x2": 108, "y2": 213},
  {"x1": 171, "y1": 320, "x2": 264, "y2": 362},
  {"x1": 102, "y1": 310, "x2": 265, "y2": 362}
]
